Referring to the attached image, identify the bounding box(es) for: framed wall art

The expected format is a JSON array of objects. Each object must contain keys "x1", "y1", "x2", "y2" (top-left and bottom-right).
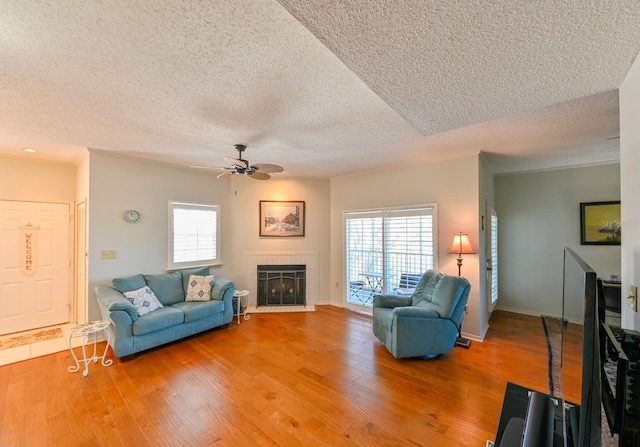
[
  {"x1": 259, "y1": 201, "x2": 305, "y2": 237},
  {"x1": 580, "y1": 201, "x2": 621, "y2": 245}
]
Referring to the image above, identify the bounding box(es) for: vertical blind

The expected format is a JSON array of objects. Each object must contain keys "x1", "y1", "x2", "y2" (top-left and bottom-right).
[{"x1": 345, "y1": 205, "x2": 436, "y2": 307}]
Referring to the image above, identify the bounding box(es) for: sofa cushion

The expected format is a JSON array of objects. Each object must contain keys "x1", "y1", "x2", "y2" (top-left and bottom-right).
[
  {"x1": 411, "y1": 271, "x2": 439, "y2": 307},
  {"x1": 180, "y1": 267, "x2": 210, "y2": 295},
  {"x1": 186, "y1": 274, "x2": 215, "y2": 301},
  {"x1": 411, "y1": 273, "x2": 466, "y2": 319},
  {"x1": 123, "y1": 286, "x2": 164, "y2": 316},
  {"x1": 113, "y1": 274, "x2": 146, "y2": 293},
  {"x1": 408, "y1": 300, "x2": 443, "y2": 316},
  {"x1": 172, "y1": 300, "x2": 225, "y2": 323},
  {"x1": 144, "y1": 271, "x2": 185, "y2": 306},
  {"x1": 132, "y1": 306, "x2": 184, "y2": 336}
]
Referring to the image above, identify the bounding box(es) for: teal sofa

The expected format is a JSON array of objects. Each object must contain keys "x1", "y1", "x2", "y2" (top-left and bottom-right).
[
  {"x1": 95, "y1": 267, "x2": 235, "y2": 359},
  {"x1": 372, "y1": 270, "x2": 471, "y2": 358}
]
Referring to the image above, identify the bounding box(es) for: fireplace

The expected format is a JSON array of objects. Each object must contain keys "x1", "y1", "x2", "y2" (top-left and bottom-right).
[{"x1": 257, "y1": 265, "x2": 306, "y2": 306}]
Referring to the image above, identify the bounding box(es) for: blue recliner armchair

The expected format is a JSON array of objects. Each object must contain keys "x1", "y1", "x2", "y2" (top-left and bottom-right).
[{"x1": 372, "y1": 270, "x2": 471, "y2": 358}]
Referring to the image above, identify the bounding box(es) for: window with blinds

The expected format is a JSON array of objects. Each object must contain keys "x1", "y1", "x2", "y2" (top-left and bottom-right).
[
  {"x1": 168, "y1": 202, "x2": 220, "y2": 269},
  {"x1": 489, "y1": 208, "x2": 499, "y2": 308},
  {"x1": 344, "y1": 205, "x2": 436, "y2": 307}
]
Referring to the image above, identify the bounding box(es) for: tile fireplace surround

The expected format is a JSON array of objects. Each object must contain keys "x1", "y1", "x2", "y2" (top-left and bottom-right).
[{"x1": 244, "y1": 251, "x2": 319, "y2": 309}]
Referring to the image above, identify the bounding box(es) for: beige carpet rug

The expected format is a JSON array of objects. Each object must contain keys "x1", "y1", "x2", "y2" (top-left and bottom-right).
[{"x1": 0, "y1": 327, "x2": 63, "y2": 350}]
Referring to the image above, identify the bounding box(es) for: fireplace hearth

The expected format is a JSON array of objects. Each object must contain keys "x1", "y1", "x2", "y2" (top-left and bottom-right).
[{"x1": 257, "y1": 265, "x2": 306, "y2": 306}]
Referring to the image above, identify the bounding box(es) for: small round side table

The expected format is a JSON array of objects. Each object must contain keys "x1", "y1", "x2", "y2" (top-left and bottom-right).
[
  {"x1": 67, "y1": 320, "x2": 113, "y2": 377},
  {"x1": 234, "y1": 290, "x2": 250, "y2": 324}
]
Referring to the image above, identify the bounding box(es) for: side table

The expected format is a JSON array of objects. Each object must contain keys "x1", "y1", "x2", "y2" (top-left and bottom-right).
[
  {"x1": 67, "y1": 320, "x2": 113, "y2": 377},
  {"x1": 234, "y1": 290, "x2": 251, "y2": 324}
]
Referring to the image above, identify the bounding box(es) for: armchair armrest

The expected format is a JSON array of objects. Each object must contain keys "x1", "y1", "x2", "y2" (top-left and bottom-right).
[
  {"x1": 373, "y1": 294, "x2": 411, "y2": 309},
  {"x1": 393, "y1": 306, "x2": 439, "y2": 319}
]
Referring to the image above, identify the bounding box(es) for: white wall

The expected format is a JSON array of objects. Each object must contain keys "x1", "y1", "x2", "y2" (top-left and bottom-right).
[
  {"x1": 227, "y1": 175, "x2": 331, "y2": 304},
  {"x1": 329, "y1": 155, "x2": 483, "y2": 339},
  {"x1": 620, "y1": 51, "x2": 640, "y2": 330},
  {"x1": 76, "y1": 150, "x2": 90, "y2": 204},
  {"x1": 478, "y1": 154, "x2": 496, "y2": 338},
  {"x1": 87, "y1": 151, "x2": 233, "y2": 321},
  {"x1": 495, "y1": 163, "x2": 621, "y2": 322},
  {"x1": 0, "y1": 157, "x2": 76, "y2": 203}
]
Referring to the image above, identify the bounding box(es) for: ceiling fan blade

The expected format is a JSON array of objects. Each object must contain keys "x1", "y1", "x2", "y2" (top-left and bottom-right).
[
  {"x1": 252, "y1": 163, "x2": 283, "y2": 174},
  {"x1": 190, "y1": 165, "x2": 229, "y2": 170},
  {"x1": 249, "y1": 171, "x2": 270, "y2": 180},
  {"x1": 217, "y1": 171, "x2": 235, "y2": 179},
  {"x1": 223, "y1": 156, "x2": 247, "y2": 169}
]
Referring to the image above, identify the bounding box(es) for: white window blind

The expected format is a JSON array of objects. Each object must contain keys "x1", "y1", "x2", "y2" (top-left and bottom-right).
[
  {"x1": 346, "y1": 211, "x2": 383, "y2": 306},
  {"x1": 168, "y1": 202, "x2": 220, "y2": 269},
  {"x1": 490, "y1": 209, "x2": 498, "y2": 307},
  {"x1": 345, "y1": 205, "x2": 436, "y2": 307},
  {"x1": 385, "y1": 208, "x2": 435, "y2": 282}
]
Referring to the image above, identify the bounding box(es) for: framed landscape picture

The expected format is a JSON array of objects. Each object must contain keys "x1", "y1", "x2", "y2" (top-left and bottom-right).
[
  {"x1": 259, "y1": 201, "x2": 305, "y2": 237},
  {"x1": 580, "y1": 201, "x2": 621, "y2": 245}
]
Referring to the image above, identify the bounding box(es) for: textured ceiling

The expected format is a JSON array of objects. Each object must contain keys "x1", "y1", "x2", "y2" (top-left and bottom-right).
[{"x1": 1, "y1": 1, "x2": 639, "y2": 177}]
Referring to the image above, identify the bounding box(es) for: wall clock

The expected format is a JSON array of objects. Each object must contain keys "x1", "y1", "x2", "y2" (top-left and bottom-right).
[{"x1": 123, "y1": 209, "x2": 141, "y2": 223}]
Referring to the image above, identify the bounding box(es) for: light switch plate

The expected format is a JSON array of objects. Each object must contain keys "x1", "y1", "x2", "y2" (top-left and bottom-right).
[{"x1": 100, "y1": 250, "x2": 116, "y2": 260}]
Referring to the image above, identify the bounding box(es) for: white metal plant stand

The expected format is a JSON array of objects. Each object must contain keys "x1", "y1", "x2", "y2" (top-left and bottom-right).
[
  {"x1": 67, "y1": 320, "x2": 113, "y2": 376},
  {"x1": 234, "y1": 290, "x2": 251, "y2": 324}
]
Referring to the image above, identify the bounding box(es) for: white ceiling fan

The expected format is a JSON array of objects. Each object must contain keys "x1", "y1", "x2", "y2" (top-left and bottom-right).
[{"x1": 193, "y1": 144, "x2": 284, "y2": 180}]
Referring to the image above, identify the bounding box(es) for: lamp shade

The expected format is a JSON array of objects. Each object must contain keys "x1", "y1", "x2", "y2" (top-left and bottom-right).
[{"x1": 450, "y1": 233, "x2": 475, "y2": 255}]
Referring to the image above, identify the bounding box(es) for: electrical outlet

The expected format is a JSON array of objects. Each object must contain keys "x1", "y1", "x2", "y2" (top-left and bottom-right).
[
  {"x1": 628, "y1": 284, "x2": 638, "y2": 312},
  {"x1": 100, "y1": 250, "x2": 117, "y2": 260}
]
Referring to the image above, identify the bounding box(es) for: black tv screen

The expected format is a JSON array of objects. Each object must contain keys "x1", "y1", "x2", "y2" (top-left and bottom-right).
[{"x1": 562, "y1": 247, "x2": 601, "y2": 447}]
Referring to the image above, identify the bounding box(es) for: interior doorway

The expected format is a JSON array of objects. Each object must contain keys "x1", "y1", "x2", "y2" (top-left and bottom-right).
[{"x1": 0, "y1": 200, "x2": 71, "y2": 335}]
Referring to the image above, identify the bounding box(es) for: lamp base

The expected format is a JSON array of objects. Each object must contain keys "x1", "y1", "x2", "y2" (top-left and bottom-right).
[{"x1": 455, "y1": 336, "x2": 472, "y2": 349}]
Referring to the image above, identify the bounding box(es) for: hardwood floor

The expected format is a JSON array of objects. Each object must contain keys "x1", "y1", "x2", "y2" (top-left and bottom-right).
[{"x1": 0, "y1": 307, "x2": 582, "y2": 446}]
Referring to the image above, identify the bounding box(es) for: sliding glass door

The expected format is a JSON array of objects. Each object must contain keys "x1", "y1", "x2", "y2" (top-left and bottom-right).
[{"x1": 344, "y1": 205, "x2": 437, "y2": 308}]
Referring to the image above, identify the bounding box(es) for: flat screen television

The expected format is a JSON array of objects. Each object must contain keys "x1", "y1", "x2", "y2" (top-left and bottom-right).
[
  {"x1": 562, "y1": 247, "x2": 600, "y2": 447},
  {"x1": 563, "y1": 248, "x2": 640, "y2": 447},
  {"x1": 497, "y1": 248, "x2": 639, "y2": 447}
]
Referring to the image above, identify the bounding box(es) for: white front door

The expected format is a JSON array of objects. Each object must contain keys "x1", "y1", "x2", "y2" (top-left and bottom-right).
[{"x1": 0, "y1": 201, "x2": 71, "y2": 335}]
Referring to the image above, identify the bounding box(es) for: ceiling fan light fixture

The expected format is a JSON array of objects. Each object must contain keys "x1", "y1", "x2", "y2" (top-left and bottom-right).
[
  {"x1": 192, "y1": 144, "x2": 283, "y2": 180},
  {"x1": 218, "y1": 144, "x2": 283, "y2": 180}
]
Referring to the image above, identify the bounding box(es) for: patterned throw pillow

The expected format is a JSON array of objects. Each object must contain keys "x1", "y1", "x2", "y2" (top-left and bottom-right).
[
  {"x1": 123, "y1": 286, "x2": 164, "y2": 316},
  {"x1": 186, "y1": 274, "x2": 215, "y2": 301}
]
